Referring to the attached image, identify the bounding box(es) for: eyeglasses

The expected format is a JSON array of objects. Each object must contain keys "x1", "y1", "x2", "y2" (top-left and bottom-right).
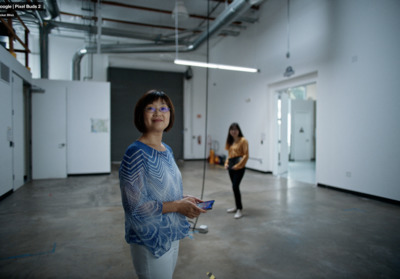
[{"x1": 144, "y1": 106, "x2": 170, "y2": 114}]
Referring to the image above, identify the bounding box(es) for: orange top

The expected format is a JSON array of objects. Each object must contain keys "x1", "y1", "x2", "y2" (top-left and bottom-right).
[{"x1": 224, "y1": 137, "x2": 249, "y2": 170}]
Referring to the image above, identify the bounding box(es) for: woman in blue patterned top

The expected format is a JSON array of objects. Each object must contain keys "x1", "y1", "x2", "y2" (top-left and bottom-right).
[{"x1": 119, "y1": 90, "x2": 206, "y2": 279}]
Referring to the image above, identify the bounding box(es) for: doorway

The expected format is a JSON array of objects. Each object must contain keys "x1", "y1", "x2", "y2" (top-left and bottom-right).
[{"x1": 271, "y1": 76, "x2": 317, "y2": 184}]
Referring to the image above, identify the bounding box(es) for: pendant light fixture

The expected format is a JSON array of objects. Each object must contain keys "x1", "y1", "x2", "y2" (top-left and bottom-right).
[
  {"x1": 172, "y1": 0, "x2": 189, "y2": 20},
  {"x1": 283, "y1": 0, "x2": 295, "y2": 77}
]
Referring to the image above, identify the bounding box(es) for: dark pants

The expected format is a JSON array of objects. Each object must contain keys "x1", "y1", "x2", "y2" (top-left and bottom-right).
[{"x1": 228, "y1": 168, "x2": 245, "y2": 210}]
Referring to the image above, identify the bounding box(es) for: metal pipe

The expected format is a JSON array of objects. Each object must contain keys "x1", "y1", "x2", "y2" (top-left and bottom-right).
[
  {"x1": 72, "y1": 0, "x2": 264, "y2": 80},
  {"x1": 40, "y1": 23, "x2": 53, "y2": 78},
  {"x1": 72, "y1": 49, "x2": 87, "y2": 80},
  {"x1": 39, "y1": 0, "x2": 60, "y2": 20},
  {"x1": 48, "y1": 21, "x2": 163, "y2": 42},
  {"x1": 189, "y1": 0, "x2": 253, "y2": 50}
]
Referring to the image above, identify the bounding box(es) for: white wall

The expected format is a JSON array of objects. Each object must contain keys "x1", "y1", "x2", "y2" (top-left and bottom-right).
[
  {"x1": 49, "y1": 36, "x2": 84, "y2": 80},
  {"x1": 25, "y1": 0, "x2": 400, "y2": 200},
  {"x1": 315, "y1": 0, "x2": 400, "y2": 200},
  {"x1": 206, "y1": 0, "x2": 400, "y2": 200},
  {"x1": 0, "y1": 57, "x2": 13, "y2": 196},
  {"x1": 0, "y1": 46, "x2": 32, "y2": 196}
]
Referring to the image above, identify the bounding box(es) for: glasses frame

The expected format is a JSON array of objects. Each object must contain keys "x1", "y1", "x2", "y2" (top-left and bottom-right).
[{"x1": 144, "y1": 106, "x2": 171, "y2": 114}]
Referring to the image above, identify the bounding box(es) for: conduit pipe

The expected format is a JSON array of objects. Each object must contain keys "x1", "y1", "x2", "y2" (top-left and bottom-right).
[{"x1": 72, "y1": 0, "x2": 264, "y2": 80}]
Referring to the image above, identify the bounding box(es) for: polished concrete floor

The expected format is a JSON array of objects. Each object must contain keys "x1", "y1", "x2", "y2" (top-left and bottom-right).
[
  {"x1": 1, "y1": 161, "x2": 400, "y2": 279},
  {"x1": 280, "y1": 161, "x2": 316, "y2": 185}
]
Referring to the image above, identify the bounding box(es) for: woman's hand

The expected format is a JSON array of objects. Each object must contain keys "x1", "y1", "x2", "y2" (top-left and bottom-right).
[
  {"x1": 183, "y1": 195, "x2": 203, "y2": 204},
  {"x1": 176, "y1": 197, "x2": 206, "y2": 219}
]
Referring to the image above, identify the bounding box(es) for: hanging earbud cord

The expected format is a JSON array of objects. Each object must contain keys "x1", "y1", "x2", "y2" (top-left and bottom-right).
[
  {"x1": 175, "y1": 2, "x2": 179, "y2": 60},
  {"x1": 286, "y1": 0, "x2": 290, "y2": 58},
  {"x1": 173, "y1": 1, "x2": 203, "y2": 230},
  {"x1": 192, "y1": 0, "x2": 210, "y2": 231}
]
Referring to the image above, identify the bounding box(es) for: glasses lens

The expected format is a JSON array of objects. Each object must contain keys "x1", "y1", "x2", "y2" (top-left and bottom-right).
[
  {"x1": 145, "y1": 107, "x2": 156, "y2": 113},
  {"x1": 160, "y1": 107, "x2": 170, "y2": 113}
]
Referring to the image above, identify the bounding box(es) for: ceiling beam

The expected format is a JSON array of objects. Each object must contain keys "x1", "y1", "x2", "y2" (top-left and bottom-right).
[{"x1": 94, "y1": 0, "x2": 218, "y2": 21}]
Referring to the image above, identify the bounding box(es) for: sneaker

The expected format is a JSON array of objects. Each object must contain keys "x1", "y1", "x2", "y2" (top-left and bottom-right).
[
  {"x1": 227, "y1": 208, "x2": 236, "y2": 213},
  {"x1": 234, "y1": 210, "x2": 243, "y2": 219}
]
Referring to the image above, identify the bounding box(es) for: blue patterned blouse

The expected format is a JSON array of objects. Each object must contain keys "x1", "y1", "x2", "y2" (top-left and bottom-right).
[{"x1": 119, "y1": 141, "x2": 190, "y2": 258}]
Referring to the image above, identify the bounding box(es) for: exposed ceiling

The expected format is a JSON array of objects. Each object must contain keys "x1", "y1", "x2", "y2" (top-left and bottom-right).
[
  {"x1": 2, "y1": 0, "x2": 266, "y2": 78},
  {"x1": 6, "y1": 0, "x2": 265, "y2": 51},
  {"x1": 55, "y1": 0, "x2": 264, "y2": 45}
]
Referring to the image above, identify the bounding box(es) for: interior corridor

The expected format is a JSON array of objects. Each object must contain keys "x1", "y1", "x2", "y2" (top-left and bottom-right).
[{"x1": 0, "y1": 161, "x2": 399, "y2": 278}]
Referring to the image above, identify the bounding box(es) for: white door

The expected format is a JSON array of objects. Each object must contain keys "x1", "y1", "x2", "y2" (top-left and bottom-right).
[
  {"x1": 12, "y1": 74, "x2": 25, "y2": 190},
  {"x1": 276, "y1": 92, "x2": 289, "y2": 174},
  {"x1": 67, "y1": 81, "x2": 111, "y2": 174},
  {"x1": 293, "y1": 111, "x2": 312, "y2": 161},
  {"x1": 0, "y1": 74, "x2": 13, "y2": 196},
  {"x1": 32, "y1": 84, "x2": 67, "y2": 179}
]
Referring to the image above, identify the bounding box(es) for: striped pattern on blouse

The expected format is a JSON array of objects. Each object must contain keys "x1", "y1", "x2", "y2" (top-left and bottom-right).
[{"x1": 119, "y1": 141, "x2": 189, "y2": 258}]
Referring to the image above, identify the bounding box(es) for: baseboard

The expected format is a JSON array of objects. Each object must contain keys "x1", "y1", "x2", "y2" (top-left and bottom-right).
[
  {"x1": 68, "y1": 172, "x2": 111, "y2": 177},
  {"x1": 245, "y1": 167, "x2": 272, "y2": 174},
  {"x1": 0, "y1": 189, "x2": 13, "y2": 201},
  {"x1": 317, "y1": 183, "x2": 400, "y2": 206}
]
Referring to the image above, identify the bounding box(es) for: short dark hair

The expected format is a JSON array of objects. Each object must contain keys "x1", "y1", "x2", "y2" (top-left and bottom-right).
[{"x1": 134, "y1": 89, "x2": 175, "y2": 133}]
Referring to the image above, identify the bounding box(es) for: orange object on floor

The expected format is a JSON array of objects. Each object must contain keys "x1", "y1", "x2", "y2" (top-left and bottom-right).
[{"x1": 209, "y1": 149, "x2": 215, "y2": 164}]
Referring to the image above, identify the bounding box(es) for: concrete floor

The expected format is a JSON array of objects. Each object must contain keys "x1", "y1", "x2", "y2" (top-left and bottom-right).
[
  {"x1": 1, "y1": 161, "x2": 399, "y2": 279},
  {"x1": 280, "y1": 161, "x2": 316, "y2": 184}
]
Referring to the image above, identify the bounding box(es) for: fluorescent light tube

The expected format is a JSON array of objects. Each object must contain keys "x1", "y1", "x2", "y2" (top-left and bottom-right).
[{"x1": 174, "y1": 59, "x2": 258, "y2": 73}]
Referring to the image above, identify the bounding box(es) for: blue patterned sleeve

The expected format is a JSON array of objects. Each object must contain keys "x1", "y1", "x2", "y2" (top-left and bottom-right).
[{"x1": 119, "y1": 147, "x2": 168, "y2": 257}]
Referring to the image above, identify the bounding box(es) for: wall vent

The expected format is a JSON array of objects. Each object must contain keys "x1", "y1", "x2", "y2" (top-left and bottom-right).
[{"x1": 1, "y1": 62, "x2": 10, "y2": 83}]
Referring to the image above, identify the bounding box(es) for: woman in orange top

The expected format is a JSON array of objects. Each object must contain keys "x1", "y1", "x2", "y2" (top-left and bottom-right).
[{"x1": 224, "y1": 123, "x2": 249, "y2": 219}]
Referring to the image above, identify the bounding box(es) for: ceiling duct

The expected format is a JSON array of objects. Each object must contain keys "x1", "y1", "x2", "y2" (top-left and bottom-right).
[
  {"x1": 72, "y1": 0, "x2": 265, "y2": 80},
  {"x1": 39, "y1": 0, "x2": 60, "y2": 20},
  {"x1": 188, "y1": 0, "x2": 258, "y2": 51},
  {"x1": 48, "y1": 21, "x2": 163, "y2": 42}
]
